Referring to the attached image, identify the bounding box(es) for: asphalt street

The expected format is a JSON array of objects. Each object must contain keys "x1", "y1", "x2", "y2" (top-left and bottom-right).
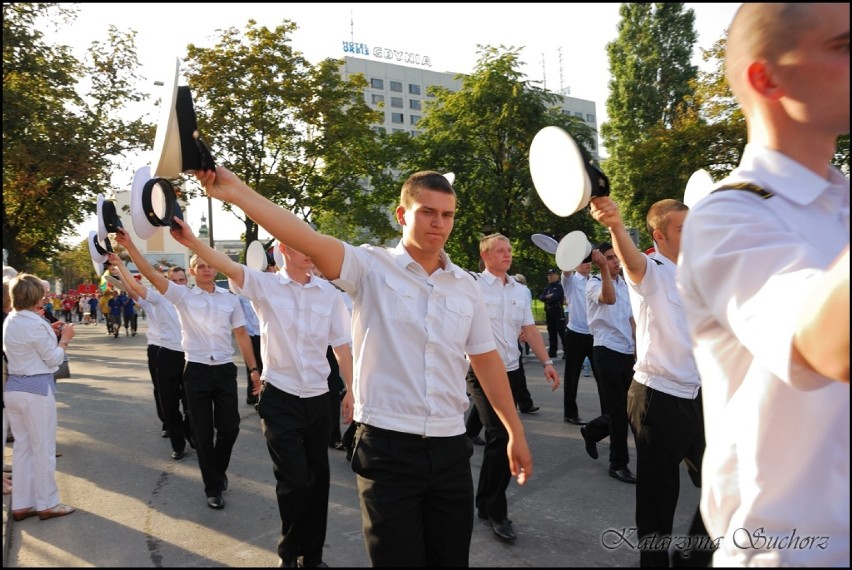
[{"x1": 3, "y1": 318, "x2": 701, "y2": 567}]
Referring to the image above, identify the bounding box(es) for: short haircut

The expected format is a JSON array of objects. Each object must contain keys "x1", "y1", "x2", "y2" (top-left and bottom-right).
[
  {"x1": 11, "y1": 273, "x2": 46, "y2": 311},
  {"x1": 513, "y1": 273, "x2": 527, "y2": 285},
  {"x1": 399, "y1": 171, "x2": 456, "y2": 210},
  {"x1": 596, "y1": 242, "x2": 614, "y2": 255},
  {"x1": 726, "y1": 4, "x2": 813, "y2": 104},
  {"x1": 646, "y1": 199, "x2": 688, "y2": 236},
  {"x1": 189, "y1": 254, "x2": 200, "y2": 268},
  {"x1": 479, "y1": 233, "x2": 509, "y2": 253},
  {"x1": 167, "y1": 266, "x2": 186, "y2": 279}
]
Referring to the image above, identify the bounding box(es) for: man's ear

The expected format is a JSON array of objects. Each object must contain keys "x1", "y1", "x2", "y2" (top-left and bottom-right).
[
  {"x1": 395, "y1": 205, "x2": 407, "y2": 227},
  {"x1": 747, "y1": 60, "x2": 783, "y2": 101}
]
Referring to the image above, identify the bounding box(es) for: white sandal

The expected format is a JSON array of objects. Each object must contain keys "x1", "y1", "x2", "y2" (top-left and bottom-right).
[{"x1": 38, "y1": 503, "x2": 76, "y2": 520}]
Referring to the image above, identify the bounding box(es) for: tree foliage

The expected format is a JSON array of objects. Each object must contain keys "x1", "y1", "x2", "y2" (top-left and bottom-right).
[
  {"x1": 410, "y1": 45, "x2": 598, "y2": 292},
  {"x1": 183, "y1": 20, "x2": 405, "y2": 252},
  {"x1": 2, "y1": 3, "x2": 151, "y2": 273},
  {"x1": 601, "y1": 3, "x2": 699, "y2": 246}
]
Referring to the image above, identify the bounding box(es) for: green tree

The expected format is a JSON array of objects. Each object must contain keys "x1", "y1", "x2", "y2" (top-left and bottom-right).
[
  {"x1": 412, "y1": 45, "x2": 597, "y2": 292},
  {"x1": 2, "y1": 3, "x2": 151, "y2": 273},
  {"x1": 601, "y1": 3, "x2": 698, "y2": 244},
  {"x1": 183, "y1": 20, "x2": 403, "y2": 253}
]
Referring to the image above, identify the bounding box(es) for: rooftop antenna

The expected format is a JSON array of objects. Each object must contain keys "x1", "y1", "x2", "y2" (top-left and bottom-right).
[
  {"x1": 350, "y1": 10, "x2": 354, "y2": 43},
  {"x1": 557, "y1": 46, "x2": 571, "y2": 96},
  {"x1": 541, "y1": 52, "x2": 547, "y2": 92}
]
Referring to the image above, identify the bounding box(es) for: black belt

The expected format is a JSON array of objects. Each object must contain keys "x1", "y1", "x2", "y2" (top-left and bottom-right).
[{"x1": 359, "y1": 423, "x2": 432, "y2": 439}]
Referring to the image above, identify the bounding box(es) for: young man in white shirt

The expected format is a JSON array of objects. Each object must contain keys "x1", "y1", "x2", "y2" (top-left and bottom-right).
[
  {"x1": 194, "y1": 167, "x2": 532, "y2": 566},
  {"x1": 467, "y1": 234, "x2": 559, "y2": 542},
  {"x1": 115, "y1": 229, "x2": 260, "y2": 511},
  {"x1": 677, "y1": 3, "x2": 849, "y2": 566},
  {"x1": 591, "y1": 197, "x2": 710, "y2": 566},
  {"x1": 581, "y1": 243, "x2": 637, "y2": 484},
  {"x1": 560, "y1": 258, "x2": 597, "y2": 425},
  {"x1": 107, "y1": 253, "x2": 192, "y2": 460},
  {"x1": 169, "y1": 221, "x2": 352, "y2": 568}
]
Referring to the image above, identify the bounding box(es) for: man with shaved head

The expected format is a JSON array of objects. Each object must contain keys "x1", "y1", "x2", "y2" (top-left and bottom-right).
[{"x1": 677, "y1": 3, "x2": 849, "y2": 566}]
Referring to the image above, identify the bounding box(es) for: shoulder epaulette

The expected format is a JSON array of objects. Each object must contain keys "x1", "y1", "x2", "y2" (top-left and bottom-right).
[
  {"x1": 463, "y1": 269, "x2": 480, "y2": 281},
  {"x1": 711, "y1": 182, "x2": 774, "y2": 199},
  {"x1": 652, "y1": 258, "x2": 663, "y2": 266}
]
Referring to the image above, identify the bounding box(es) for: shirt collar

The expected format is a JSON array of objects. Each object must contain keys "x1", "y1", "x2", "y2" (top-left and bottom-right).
[
  {"x1": 739, "y1": 144, "x2": 847, "y2": 206},
  {"x1": 390, "y1": 240, "x2": 467, "y2": 279}
]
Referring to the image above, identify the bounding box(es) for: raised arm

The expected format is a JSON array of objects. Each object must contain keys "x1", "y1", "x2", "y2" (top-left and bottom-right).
[
  {"x1": 591, "y1": 249, "x2": 616, "y2": 305},
  {"x1": 107, "y1": 252, "x2": 146, "y2": 302},
  {"x1": 194, "y1": 167, "x2": 345, "y2": 280},
  {"x1": 169, "y1": 217, "x2": 246, "y2": 289},
  {"x1": 590, "y1": 197, "x2": 647, "y2": 285},
  {"x1": 114, "y1": 229, "x2": 170, "y2": 295}
]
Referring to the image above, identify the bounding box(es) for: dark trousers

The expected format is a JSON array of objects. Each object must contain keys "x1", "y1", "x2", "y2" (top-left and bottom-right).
[
  {"x1": 326, "y1": 346, "x2": 344, "y2": 444},
  {"x1": 464, "y1": 402, "x2": 482, "y2": 438},
  {"x1": 627, "y1": 381, "x2": 712, "y2": 567},
  {"x1": 259, "y1": 383, "x2": 331, "y2": 567},
  {"x1": 351, "y1": 424, "x2": 474, "y2": 567},
  {"x1": 157, "y1": 347, "x2": 189, "y2": 454},
  {"x1": 146, "y1": 344, "x2": 166, "y2": 429},
  {"x1": 563, "y1": 329, "x2": 598, "y2": 419},
  {"x1": 584, "y1": 346, "x2": 635, "y2": 470},
  {"x1": 244, "y1": 334, "x2": 262, "y2": 403},
  {"x1": 509, "y1": 357, "x2": 534, "y2": 412},
  {"x1": 466, "y1": 368, "x2": 511, "y2": 521},
  {"x1": 182, "y1": 361, "x2": 240, "y2": 498},
  {"x1": 544, "y1": 307, "x2": 566, "y2": 356}
]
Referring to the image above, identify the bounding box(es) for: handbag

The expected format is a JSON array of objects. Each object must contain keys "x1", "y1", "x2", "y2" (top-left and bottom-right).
[{"x1": 54, "y1": 354, "x2": 71, "y2": 380}]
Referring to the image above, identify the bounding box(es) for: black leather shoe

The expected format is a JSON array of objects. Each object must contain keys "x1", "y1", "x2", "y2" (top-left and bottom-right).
[
  {"x1": 207, "y1": 495, "x2": 225, "y2": 509},
  {"x1": 171, "y1": 450, "x2": 186, "y2": 460},
  {"x1": 580, "y1": 426, "x2": 598, "y2": 460},
  {"x1": 278, "y1": 558, "x2": 297, "y2": 568},
  {"x1": 490, "y1": 517, "x2": 517, "y2": 541},
  {"x1": 564, "y1": 417, "x2": 587, "y2": 425},
  {"x1": 472, "y1": 436, "x2": 485, "y2": 445},
  {"x1": 161, "y1": 429, "x2": 170, "y2": 438},
  {"x1": 609, "y1": 467, "x2": 636, "y2": 484},
  {"x1": 520, "y1": 406, "x2": 540, "y2": 414}
]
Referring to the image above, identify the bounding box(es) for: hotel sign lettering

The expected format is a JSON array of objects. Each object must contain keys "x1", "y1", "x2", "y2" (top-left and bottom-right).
[{"x1": 342, "y1": 41, "x2": 432, "y2": 67}]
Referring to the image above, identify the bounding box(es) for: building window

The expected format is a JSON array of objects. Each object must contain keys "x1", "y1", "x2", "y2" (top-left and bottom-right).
[
  {"x1": 409, "y1": 99, "x2": 421, "y2": 110},
  {"x1": 392, "y1": 128, "x2": 406, "y2": 134},
  {"x1": 371, "y1": 94, "x2": 384, "y2": 105},
  {"x1": 372, "y1": 126, "x2": 387, "y2": 135},
  {"x1": 574, "y1": 111, "x2": 583, "y2": 118},
  {"x1": 370, "y1": 78, "x2": 384, "y2": 90},
  {"x1": 390, "y1": 80, "x2": 402, "y2": 92},
  {"x1": 391, "y1": 113, "x2": 404, "y2": 124},
  {"x1": 410, "y1": 114, "x2": 421, "y2": 125},
  {"x1": 411, "y1": 130, "x2": 422, "y2": 137},
  {"x1": 390, "y1": 96, "x2": 403, "y2": 108},
  {"x1": 408, "y1": 83, "x2": 421, "y2": 95},
  {"x1": 586, "y1": 113, "x2": 595, "y2": 123}
]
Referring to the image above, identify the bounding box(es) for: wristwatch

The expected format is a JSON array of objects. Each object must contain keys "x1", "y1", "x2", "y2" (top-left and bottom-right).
[
  {"x1": 249, "y1": 367, "x2": 260, "y2": 373},
  {"x1": 542, "y1": 359, "x2": 554, "y2": 367}
]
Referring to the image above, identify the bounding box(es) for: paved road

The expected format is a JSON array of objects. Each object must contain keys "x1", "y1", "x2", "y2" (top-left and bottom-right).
[{"x1": 3, "y1": 319, "x2": 701, "y2": 567}]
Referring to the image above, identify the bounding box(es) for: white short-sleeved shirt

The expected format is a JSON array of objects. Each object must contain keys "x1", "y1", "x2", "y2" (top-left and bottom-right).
[
  {"x1": 626, "y1": 252, "x2": 700, "y2": 399},
  {"x1": 230, "y1": 267, "x2": 351, "y2": 398},
  {"x1": 564, "y1": 272, "x2": 591, "y2": 335},
  {"x1": 163, "y1": 282, "x2": 246, "y2": 365},
  {"x1": 334, "y1": 240, "x2": 496, "y2": 437},
  {"x1": 677, "y1": 144, "x2": 850, "y2": 566},
  {"x1": 586, "y1": 273, "x2": 634, "y2": 355},
  {"x1": 136, "y1": 288, "x2": 183, "y2": 353},
  {"x1": 476, "y1": 270, "x2": 535, "y2": 372}
]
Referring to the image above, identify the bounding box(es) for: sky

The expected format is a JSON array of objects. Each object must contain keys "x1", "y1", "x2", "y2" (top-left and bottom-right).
[{"x1": 42, "y1": 2, "x2": 741, "y2": 244}]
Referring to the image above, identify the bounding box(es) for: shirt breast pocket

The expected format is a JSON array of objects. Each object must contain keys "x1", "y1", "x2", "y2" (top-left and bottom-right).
[
  {"x1": 443, "y1": 296, "x2": 473, "y2": 344},
  {"x1": 188, "y1": 297, "x2": 207, "y2": 311},
  {"x1": 270, "y1": 296, "x2": 296, "y2": 328},
  {"x1": 383, "y1": 275, "x2": 418, "y2": 323},
  {"x1": 310, "y1": 302, "x2": 332, "y2": 330}
]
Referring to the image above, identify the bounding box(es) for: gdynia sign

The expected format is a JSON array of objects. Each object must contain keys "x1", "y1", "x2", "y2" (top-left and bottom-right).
[{"x1": 342, "y1": 41, "x2": 433, "y2": 67}]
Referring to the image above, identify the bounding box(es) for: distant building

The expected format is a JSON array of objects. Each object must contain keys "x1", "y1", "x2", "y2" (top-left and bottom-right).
[{"x1": 340, "y1": 55, "x2": 599, "y2": 159}]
